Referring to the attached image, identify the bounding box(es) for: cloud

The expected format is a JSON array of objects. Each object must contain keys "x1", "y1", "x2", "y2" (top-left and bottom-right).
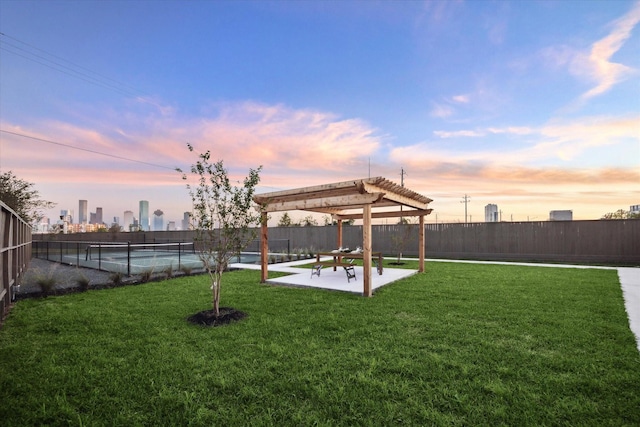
[
  {"x1": 452, "y1": 94, "x2": 470, "y2": 104},
  {"x1": 540, "y1": 2, "x2": 640, "y2": 102},
  {"x1": 433, "y1": 126, "x2": 534, "y2": 138},
  {"x1": 577, "y1": 1, "x2": 640, "y2": 100},
  {"x1": 433, "y1": 130, "x2": 484, "y2": 138},
  {"x1": 1, "y1": 101, "x2": 382, "y2": 188},
  {"x1": 391, "y1": 114, "x2": 640, "y2": 184},
  {"x1": 429, "y1": 103, "x2": 455, "y2": 118}
]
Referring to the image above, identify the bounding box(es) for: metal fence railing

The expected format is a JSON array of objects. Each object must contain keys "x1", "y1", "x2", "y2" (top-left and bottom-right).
[
  {"x1": 31, "y1": 239, "x2": 293, "y2": 275},
  {"x1": 32, "y1": 241, "x2": 197, "y2": 276}
]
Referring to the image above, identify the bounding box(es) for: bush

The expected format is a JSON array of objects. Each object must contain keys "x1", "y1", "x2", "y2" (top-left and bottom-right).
[
  {"x1": 139, "y1": 269, "x2": 153, "y2": 283},
  {"x1": 35, "y1": 275, "x2": 57, "y2": 296},
  {"x1": 75, "y1": 273, "x2": 90, "y2": 291},
  {"x1": 180, "y1": 265, "x2": 192, "y2": 276},
  {"x1": 110, "y1": 272, "x2": 124, "y2": 286},
  {"x1": 33, "y1": 264, "x2": 59, "y2": 296},
  {"x1": 164, "y1": 265, "x2": 174, "y2": 279}
]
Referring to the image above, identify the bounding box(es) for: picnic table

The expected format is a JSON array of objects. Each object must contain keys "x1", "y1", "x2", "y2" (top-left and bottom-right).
[{"x1": 315, "y1": 251, "x2": 384, "y2": 275}]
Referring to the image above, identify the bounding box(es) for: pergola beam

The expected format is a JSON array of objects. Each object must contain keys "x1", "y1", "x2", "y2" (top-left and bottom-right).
[
  {"x1": 362, "y1": 182, "x2": 431, "y2": 210},
  {"x1": 334, "y1": 209, "x2": 433, "y2": 221},
  {"x1": 259, "y1": 193, "x2": 384, "y2": 213}
]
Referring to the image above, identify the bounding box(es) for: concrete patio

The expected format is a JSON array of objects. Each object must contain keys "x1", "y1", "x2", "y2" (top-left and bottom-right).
[{"x1": 230, "y1": 257, "x2": 418, "y2": 295}]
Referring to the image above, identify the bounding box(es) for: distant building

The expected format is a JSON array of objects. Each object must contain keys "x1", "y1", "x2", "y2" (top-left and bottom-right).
[
  {"x1": 90, "y1": 212, "x2": 96, "y2": 224},
  {"x1": 79, "y1": 200, "x2": 88, "y2": 224},
  {"x1": 139, "y1": 200, "x2": 150, "y2": 231},
  {"x1": 153, "y1": 209, "x2": 164, "y2": 231},
  {"x1": 182, "y1": 212, "x2": 190, "y2": 230},
  {"x1": 167, "y1": 221, "x2": 176, "y2": 231},
  {"x1": 123, "y1": 210, "x2": 134, "y2": 231},
  {"x1": 549, "y1": 210, "x2": 573, "y2": 221},
  {"x1": 130, "y1": 218, "x2": 140, "y2": 232},
  {"x1": 631, "y1": 204, "x2": 640, "y2": 214},
  {"x1": 96, "y1": 207, "x2": 103, "y2": 225},
  {"x1": 485, "y1": 204, "x2": 499, "y2": 222},
  {"x1": 60, "y1": 209, "x2": 73, "y2": 224}
]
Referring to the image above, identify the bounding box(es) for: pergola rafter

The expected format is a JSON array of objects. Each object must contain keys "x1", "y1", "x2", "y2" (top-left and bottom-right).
[{"x1": 253, "y1": 176, "x2": 433, "y2": 296}]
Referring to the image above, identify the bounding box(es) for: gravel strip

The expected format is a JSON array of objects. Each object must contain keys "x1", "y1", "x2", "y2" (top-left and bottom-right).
[{"x1": 18, "y1": 258, "x2": 114, "y2": 296}]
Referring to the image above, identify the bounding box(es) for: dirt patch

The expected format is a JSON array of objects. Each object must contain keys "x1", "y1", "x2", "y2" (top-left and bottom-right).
[{"x1": 187, "y1": 307, "x2": 247, "y2": 327}]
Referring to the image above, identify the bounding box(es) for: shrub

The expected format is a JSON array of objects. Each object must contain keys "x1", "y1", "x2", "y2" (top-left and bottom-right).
[
  {"x1": 180, "y1": 265, "x2": 193, "y2": 276},
  {"x1": 110, "y1": 272, "x2": 124, "y2": 286},
  {"x1": 139, "y1": 269, "x2": 153, "y2": 283},
  {"x1": 75, "y1": 273, "x2": 90, "y2": 291},
  {"x1": 33, "y1": 264, "x2": 59, "y2": 296},
  {"x1": 35, "y1": 275, "x2": 57, "y2": 296},
  {"x1": 164, "y1": 264, "x2": 174, "y2": 279}
]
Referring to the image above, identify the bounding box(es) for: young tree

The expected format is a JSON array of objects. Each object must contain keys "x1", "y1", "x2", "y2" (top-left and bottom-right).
[
  {"x1": 178, "y1": 144, "x2": 262, "y2": 318},
  {"x1": 0, "y1": 171, "x2": 55, "y2": 223},
  {"x1": 602, "y1": 209, "x2": 640, "y2": 219},
  {"x1": 278, "y1": 212, "x2": 293, "y2": 227},
  {"x1": 390, "y1": 217, "x2": 413, "y2": 265},
  {"x1": 301, "y1": 215, "x2": 318, "y2": 227}
]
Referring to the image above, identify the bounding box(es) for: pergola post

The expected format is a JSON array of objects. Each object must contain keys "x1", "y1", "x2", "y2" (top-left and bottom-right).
[
  {"x1": 363, "y1": 203, "x2": 372, "y2": 297},
  {"x1": 419, "y1": 215, "x2": 425, "y2": 273},
  {"x1": 337, "y1": 218, "x2": 343, "y2": 249},
  {"x1": 260, "y1": 211, "x2": 268, "y2": 283}
]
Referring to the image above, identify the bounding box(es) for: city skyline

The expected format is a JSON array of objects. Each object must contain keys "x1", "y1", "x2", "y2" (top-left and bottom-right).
[{"x1": 1, "y1": 1, "x2": 638, "y2": 224}]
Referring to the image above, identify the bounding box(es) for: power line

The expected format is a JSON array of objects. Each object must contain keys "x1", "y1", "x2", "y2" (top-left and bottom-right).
[
  {"x1": 0, "y1": 129, "x2": 176, "y2": 170},
  {"x1": 0, "y1": 32, "x2": 161, "y2": 108}
]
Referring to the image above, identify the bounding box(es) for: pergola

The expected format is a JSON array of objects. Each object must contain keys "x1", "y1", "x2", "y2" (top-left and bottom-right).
[{"x1": 253, "y1": 177, "x2": 433, "y2": 296}]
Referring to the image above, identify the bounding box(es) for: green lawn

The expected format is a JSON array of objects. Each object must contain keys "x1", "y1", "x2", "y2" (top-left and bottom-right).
[{"x1": 1, "y1": 262, "x2": 638, "y2": 426}]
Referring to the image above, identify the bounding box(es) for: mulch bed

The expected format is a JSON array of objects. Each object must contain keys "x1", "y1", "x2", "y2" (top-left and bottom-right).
[{"x1": 187, "y1": 307, "x2": 247, "y2": 327}]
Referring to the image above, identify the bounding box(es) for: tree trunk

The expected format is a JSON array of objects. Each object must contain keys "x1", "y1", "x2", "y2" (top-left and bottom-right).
[{"x1": 210, "y1": 270, "x2": 222, "y2": 317}]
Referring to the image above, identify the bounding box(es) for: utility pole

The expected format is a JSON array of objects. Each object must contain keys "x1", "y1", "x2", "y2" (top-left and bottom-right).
[
  {"x1": 400, "y1": 168, "x2": 406, "y2": 223},
  {"x1": 461, "y1": 194, "x2": 471, "y2": 223}
]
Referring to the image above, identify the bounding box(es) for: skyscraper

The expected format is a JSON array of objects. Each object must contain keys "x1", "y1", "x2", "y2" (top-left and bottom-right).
[
  {"x1": 182, "y1": 211, "x2": 190, "y2": 230},
  {"x1": 79, "y1": 200, "x2": 88, "y2": 224},
  {"x1": 123, "y1": 210, "x2": 134, "y2": 231},
  {"x1": 139, "y1": 200, "x2": 149, "y2": 231},
  {"x1": 153, "y1": 209, "x2": 164, "y2": 231},
  {"x1": 96, "y1": 207, "x2": 103, "y2": 225}
]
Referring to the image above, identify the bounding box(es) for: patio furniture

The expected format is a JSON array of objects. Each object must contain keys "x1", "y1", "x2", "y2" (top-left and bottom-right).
[
  {"x1": 344, "y1": 260, "x2": 356, "y2": 282},
  {"x1": 315, "y1": 251, "x2": 384, "y2": 275},
  {"x1": 311, "y1": 264, "x2": 323, "y2": 278}
]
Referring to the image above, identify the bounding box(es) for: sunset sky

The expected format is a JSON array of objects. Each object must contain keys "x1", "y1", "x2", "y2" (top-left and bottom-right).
[{"x1": 1, "y1": 0, "x2": 638, "y2": 227}]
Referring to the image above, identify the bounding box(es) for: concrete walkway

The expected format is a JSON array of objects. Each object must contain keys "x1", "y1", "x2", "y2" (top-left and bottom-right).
[{"x1": 618, "y1": 267, "x2": 640, "y2": 352}]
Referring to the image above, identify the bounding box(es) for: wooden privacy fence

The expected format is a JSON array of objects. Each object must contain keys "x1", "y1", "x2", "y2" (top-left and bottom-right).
[
  {"x1": 249, "y1": 220, "x2": 640, "y2": 265},
  {"x1": 35, "y1": 219, "x2": 639, "y2": 265},
  {"x1": 1, "y1": 201, "x2": 32, "y2": 321},
  {"x1": 421, "y1": 221, "x2": 639, "y2": 264}
]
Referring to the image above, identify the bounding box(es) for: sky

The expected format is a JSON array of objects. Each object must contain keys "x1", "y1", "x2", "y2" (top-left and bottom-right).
[{"x1": 1, "y1": 0, "x2": 638, "y2": 227}]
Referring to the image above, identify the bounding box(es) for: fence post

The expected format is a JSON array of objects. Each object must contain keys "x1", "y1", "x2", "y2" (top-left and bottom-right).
[{"x1": 127, "y1": 241, "x2": 131, "y2": 276}]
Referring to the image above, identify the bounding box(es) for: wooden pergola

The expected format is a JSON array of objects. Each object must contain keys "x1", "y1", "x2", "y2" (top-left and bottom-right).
[{"x1": 253, "y1": 177, "x2": 433, "y2": 296}]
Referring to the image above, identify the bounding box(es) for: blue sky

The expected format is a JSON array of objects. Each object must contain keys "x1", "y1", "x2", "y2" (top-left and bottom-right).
[{"x1": 1, "y1": 0, "x2": 638, "y2": 226}]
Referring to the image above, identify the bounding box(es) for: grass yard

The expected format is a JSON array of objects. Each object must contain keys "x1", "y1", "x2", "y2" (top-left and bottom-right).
[{"x1": 0, "y1": 262, "x2": 638, "y2": 426}]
